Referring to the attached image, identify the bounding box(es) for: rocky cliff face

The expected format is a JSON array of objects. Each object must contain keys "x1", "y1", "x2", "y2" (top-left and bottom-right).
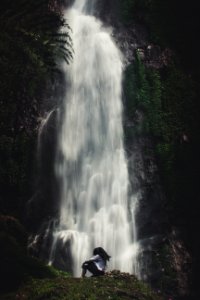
[
  {"x1": 27, "y1": 1, "x2": 193, "y2": 298},
  {"x1": 93, "y1": 1, "x2": 192, "y2": 298}
]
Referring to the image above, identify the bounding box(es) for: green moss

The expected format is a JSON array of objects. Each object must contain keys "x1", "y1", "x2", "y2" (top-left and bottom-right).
[
  {"x1": 124, "y1": 53, "x2": 163, "y2": 138},
  {"x1": 2, "y1": 271, "x2": 164, "y2": 300},
  {"x1": 124, "y1": 54, "x2": 200, "y2": 215}
]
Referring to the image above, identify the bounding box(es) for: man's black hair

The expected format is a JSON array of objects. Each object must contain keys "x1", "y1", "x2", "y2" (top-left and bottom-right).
[{"x1": 93, "y1": 247, "x2": 111, "y2": 261}]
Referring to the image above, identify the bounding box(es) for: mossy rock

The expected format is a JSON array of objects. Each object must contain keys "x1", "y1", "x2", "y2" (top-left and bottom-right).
[
  {"x1": 1, "y1": 271, "x2": 164, "y2": 300},
  {"x1": 0, "y1": 216, "x2": 57, "y2": 294}
]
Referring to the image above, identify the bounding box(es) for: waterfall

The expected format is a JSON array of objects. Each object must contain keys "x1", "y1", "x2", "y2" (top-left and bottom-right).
[{"x1": 50, "y1": 0, "x2": 139, "y2": 277}]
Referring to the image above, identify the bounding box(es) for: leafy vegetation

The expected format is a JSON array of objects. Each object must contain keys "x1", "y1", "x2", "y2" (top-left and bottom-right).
[
  {"x1": 0, "y1": 0, "x2": 72, "y2": 218},
  {"x1": 0, "y1": 2, "x2": 73, "y2": 295},
  {"x1": 0, "y1": 0, "x2": 72, "y2": 135},
  {"x1": 124, "y1": 51, "x2": 200, "y2": 222}
]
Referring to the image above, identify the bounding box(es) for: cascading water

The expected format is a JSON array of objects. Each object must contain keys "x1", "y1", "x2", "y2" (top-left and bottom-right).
[{"x1": 50, "y1": 0, "x2": 140, "y2": 277}]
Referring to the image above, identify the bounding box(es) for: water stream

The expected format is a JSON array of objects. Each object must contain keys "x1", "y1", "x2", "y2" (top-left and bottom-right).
[{"x1": 50, "y1": 0, "x2": 139, "y2": 277}]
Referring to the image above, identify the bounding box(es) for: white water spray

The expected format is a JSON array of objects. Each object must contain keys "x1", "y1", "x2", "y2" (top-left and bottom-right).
[{"x1": 52, "y1": 0, "x2": 139, "y2": 276}]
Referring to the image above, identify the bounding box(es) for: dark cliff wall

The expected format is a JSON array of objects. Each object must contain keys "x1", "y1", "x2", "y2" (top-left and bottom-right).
[
  {"x1": 1, "y1": 0, "x2": 200, "y2": 298},
  {"x1": 97, "y1": 1, "x2": 199, "y2": 298}
]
